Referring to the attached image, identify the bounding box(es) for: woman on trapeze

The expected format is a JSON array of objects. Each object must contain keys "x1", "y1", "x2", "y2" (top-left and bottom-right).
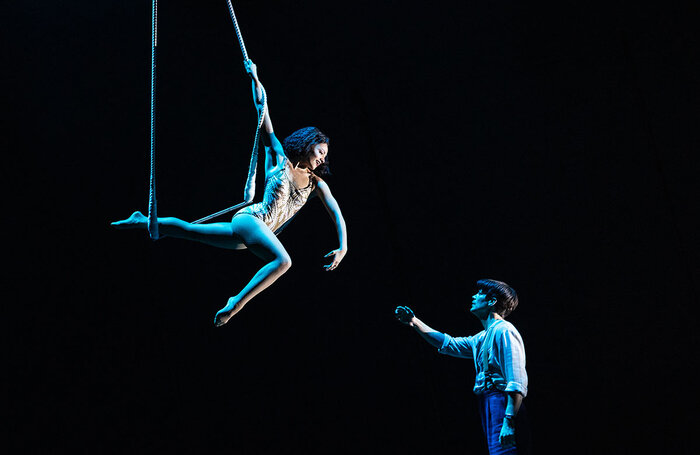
[{"x1": 112, "y1": 60, "x2": 348, "y2": 327}]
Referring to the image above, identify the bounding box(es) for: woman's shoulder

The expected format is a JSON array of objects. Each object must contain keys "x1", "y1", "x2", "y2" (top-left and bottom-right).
[{"x1": 311, "y1": 174, "x2": 323, "y2": 186}]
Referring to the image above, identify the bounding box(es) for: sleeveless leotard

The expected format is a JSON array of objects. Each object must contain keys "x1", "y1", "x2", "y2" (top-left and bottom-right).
[{"x1": 234, "y1": 162, "x2": 316, "y2": 234}]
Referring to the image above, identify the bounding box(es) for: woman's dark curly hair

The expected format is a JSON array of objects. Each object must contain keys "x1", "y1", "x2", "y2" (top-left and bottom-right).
[
  {"x1": 282, "y1": 127, "x2": 330, "y2": 176},
  {"x1": 476, "y1": 279, "x2": 519, "y2": 318}
]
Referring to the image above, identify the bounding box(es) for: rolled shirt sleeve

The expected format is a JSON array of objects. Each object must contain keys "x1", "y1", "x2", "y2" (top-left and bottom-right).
[{"x1": 438, "y1": 333, "x2": 477, "y2": 359}]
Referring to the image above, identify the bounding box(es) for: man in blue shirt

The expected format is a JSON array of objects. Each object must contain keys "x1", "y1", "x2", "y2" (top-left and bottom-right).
[{"x1": 395, "y1": 278, "x2": 529, "y2": 455}]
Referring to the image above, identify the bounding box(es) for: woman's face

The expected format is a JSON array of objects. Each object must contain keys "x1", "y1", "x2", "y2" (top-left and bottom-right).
[{"x1": 306, "y1": 143, "x2": 329, "y2": 170}]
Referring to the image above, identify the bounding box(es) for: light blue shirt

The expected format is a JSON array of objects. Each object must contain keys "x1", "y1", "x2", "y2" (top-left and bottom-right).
[{"x1": 438, "y1": 319, "x2": 528, "y2": 397}]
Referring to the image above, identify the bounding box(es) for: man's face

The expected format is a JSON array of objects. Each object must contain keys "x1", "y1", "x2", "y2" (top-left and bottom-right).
[{"x1": 470, "y1": 289, "x2": 495, "y2": 317}]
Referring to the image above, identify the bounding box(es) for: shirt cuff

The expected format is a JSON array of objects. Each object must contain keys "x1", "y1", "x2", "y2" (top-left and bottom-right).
[
  {"x1": 437, "y1": 334, "x2": 452, "y2": 353},
  {"x1": 504, "y1": 381, "x2": 527, "y2": 398}
]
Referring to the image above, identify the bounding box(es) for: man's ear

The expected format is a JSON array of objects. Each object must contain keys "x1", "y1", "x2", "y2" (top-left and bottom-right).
[{"x1": 488, "y1": 298, "x2": 497, "y2": 308}]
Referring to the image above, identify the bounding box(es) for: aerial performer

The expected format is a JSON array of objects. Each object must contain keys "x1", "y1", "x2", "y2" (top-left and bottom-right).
[{"x1": 112, "y1": 3, "x2": 347, "y2": 327}]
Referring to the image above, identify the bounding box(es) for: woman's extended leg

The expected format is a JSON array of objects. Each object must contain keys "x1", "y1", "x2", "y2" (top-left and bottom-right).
[
  {"x1": 112, "y1": 211, "x2": 245, "y2": 249},
  {"x1": 213, "y1": 214, "x2": 292, "y2": 326}
]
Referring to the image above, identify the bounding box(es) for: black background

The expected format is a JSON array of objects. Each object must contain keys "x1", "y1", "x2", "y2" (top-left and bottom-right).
[{"x1": 6, "y1": 1, "x2": 699, "y2": 453}]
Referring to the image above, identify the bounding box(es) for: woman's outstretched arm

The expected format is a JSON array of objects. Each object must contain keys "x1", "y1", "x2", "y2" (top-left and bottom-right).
[
  {"x1": 315, "y1": 179, "x2": 348, "y2": 271},
  {"x1": 245, "y1": 60, "x2": 285, "y2": 176}
]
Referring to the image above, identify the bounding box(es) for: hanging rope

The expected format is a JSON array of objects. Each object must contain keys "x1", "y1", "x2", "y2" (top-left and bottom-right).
[
  {"x1": 147, "y1": 0, "x2": 159, "y2": 239},
  {"x1": 192, "y1": 83, "x2": 266, "y2": 224},
  {"x1": 192, "y1": 1, "x2": 267, "y2": 224},
  {"x1": 146, "y1": 0, "x2": 269, "y2": 231},
  {"x1": 226, "y1": 0, "x2": 249, "y2": 61}
]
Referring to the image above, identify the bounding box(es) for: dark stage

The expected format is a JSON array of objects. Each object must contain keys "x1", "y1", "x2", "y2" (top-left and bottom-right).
[{"x1": 6, "y1": 1, "x2": 699, "y2": 453}]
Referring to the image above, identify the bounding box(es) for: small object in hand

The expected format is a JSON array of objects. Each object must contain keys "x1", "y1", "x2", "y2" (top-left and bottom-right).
[{"x1": 394, "y1": 306, "x2": 415, "y2": 324}]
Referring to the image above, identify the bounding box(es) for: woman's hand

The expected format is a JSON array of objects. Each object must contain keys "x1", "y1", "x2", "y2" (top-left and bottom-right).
[
  {"x1": 323, "y1": 248, "x2": 347, "y2": 271},
  {"x1": 244, "y1": 59, "x2": 259, "y2": 80},
  {"x1": 244, "y1": 60, "x2": 265, "y2": 109}
]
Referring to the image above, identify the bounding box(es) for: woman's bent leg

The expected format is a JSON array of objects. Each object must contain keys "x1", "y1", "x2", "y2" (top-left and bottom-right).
[
  {"x1": 214, "y1": 215, "x2": 292, "y2": 326},
  {"x1": 114, "y1": 211, "x2": 290, "y2": 324}
]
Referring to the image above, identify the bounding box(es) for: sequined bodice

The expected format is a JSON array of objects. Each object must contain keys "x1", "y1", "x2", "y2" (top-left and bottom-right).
[{"x1": 235, "y1": 164, "x2": 315, "y2": 233}]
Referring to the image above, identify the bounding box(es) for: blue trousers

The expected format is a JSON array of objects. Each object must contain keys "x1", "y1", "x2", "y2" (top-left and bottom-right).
[{"x1": 478, "y1": 391, "x2": 530, "y2": 455}]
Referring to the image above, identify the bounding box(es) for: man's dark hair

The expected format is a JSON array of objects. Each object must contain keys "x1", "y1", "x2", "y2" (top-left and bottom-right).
[
  {"x1": 476, "y1": 279, "x2": 519, "y2": 318},
  {"x1": 282, "y1": 127, "x2": 330, "y2": 176}
]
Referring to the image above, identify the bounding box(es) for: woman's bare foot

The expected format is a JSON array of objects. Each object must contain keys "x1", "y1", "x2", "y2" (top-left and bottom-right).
[
  {"x1": 214, "y1": 297, "x2": 243, "y2": 327},
  {"x1": 111, "y1": 211, "x2": 147, "y2": 229}
]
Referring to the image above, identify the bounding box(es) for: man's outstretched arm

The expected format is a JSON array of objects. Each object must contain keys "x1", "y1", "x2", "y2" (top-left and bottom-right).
[{"x1": 394, "y1": 306, "x2": 446, "y2": 348}]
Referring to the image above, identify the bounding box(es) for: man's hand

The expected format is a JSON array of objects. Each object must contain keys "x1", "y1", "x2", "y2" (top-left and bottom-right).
[
  {"x1": 394, "y1": 306, "x2": 415, "y2": 326},
  {"x1": 499, "y1": 417, "x2": 516, "y2": 448}
]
